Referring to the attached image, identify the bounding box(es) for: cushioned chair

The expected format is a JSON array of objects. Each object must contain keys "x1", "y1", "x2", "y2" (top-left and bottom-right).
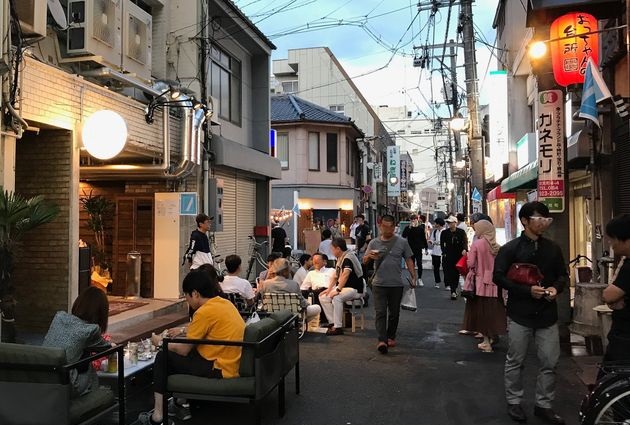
[
  {"x1": 261, "y1": 292, "x2": 306, "y2": 338},
  {"x1": 0, "y1": 343, "x2": 125, "y2": 425},
  {"x1": 163, "y1": 310, "x2": 299, "y2": 425}
]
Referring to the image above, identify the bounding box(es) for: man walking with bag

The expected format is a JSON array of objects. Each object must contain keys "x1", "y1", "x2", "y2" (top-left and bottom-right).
[
  {"x1": 363, "y1": 215, "x2": 416, "y2": 354},
  {"x1": 493, "y1": 202, "x2": 568, "y2": 424}
]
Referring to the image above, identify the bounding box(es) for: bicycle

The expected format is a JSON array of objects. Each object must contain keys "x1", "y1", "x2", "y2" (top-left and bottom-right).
[
  {"x1": 246, "y1": 236, "x2": 268, "y2": 283},
  {"x1": 209, "y1": 232, "x2": 225, "y2": 276},
  {"x1": 579, "y1": 363, "x2": 630, "y2": 424}
]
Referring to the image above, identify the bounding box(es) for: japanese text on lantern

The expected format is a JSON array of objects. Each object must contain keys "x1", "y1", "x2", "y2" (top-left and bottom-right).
[{"x1": 550, "y1": 12, "x2": 599, "y2": 87}]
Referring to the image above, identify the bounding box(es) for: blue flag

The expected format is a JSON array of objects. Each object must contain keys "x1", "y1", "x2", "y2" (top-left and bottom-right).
[
  {"x1": 578, "y1": 57, "x2": 612, "y2": 127},
  {"x1": 291, "y1": 203, "x2": 300, "y2": 217}
]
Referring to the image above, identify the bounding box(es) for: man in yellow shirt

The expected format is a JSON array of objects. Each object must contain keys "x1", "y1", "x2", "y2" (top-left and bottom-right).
[{"x1": 140, "y1": 267, "x2": 245, "y2": 425}]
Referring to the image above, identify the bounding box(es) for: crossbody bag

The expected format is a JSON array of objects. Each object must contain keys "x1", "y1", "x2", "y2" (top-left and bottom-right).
[{"x1": 367, "y1": 238, "x2": 396, "y2": 288}]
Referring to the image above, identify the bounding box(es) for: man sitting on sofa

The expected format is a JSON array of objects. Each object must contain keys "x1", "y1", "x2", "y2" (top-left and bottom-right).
[{"x1": 140, "y1": 267, "x2": 245, "y2": 425}]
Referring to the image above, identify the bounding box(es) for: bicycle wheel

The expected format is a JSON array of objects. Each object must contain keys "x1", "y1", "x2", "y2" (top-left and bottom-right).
[{"x1": 581, "y1": 376, "x2": 630, "y2": 424}]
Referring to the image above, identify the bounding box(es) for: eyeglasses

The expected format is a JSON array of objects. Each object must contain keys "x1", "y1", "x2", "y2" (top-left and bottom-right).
[{"x1": 529, "y1": 216, "x2": 553, "y2": 223}]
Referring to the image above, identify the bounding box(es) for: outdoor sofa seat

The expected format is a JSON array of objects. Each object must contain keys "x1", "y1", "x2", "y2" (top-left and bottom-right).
[
  {"x1": 0, "y1": 342, "x2": 125, "y2": 425},
  {"x1": 163, "y1": 310, "x2": 300, "y2": 425}
]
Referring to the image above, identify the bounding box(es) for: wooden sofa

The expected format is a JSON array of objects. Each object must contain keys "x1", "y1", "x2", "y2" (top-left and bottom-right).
[
  {"x1": 162, "y1": 310, "x2": 299, "y2": 425},
  {"x1": 0, "y1": 343, "x2": 125, "y2": 425}
]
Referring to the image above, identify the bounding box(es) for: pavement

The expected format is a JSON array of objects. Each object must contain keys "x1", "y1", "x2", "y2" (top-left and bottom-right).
[{"x1": 117, "y1": 270, "x2": 590, "y2": 425}]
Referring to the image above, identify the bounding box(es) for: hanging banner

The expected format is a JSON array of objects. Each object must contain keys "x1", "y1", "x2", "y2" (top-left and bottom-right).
[
  {"x1": 488, "y1": 70, "x2": 509, "y2": 180},
  {"x1": 550, "y1": 12, "x2": 599, "y2": 87},
  {"x1": 373, "y1": 163, "x2": 383, "y2": 183},
  {"x1": 536, "y1": 90, "x2": 565, "y2": 213},
  {"x1": 400, "y1": 159, "x2": 408, "y2": 190},
  {"x1": 387, "y1": 146, "x2": 400, "y2": 197}
]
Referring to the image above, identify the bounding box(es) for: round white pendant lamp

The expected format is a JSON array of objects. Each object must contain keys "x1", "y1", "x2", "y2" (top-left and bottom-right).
[{"x1": 82, "y1": 110, "x2": 128, "y2": 160}]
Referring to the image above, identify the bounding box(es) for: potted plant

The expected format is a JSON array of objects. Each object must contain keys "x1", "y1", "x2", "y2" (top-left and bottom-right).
[
  {"x1": 0, "y1": 188, "x2": 59, "y2": 342},
  {"x1": 79, "y1": 190, "x2": 114, "y2": 270}
]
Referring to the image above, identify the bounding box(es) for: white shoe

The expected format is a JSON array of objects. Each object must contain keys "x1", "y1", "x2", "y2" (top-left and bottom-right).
[{"x1": 417, "y1": 278, "x2": 424, "y2": 287}]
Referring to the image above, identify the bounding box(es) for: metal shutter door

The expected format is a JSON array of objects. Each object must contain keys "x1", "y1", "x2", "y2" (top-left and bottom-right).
[
  {"x1": 214, "y1": 170, "x2": 237, "y2": 262},
  {"x1": 614, "y1": 119, "x2": 630, "y2": 214},
  {"x1": 236, "y1": 176, "x2": 256, "y2": 271}
]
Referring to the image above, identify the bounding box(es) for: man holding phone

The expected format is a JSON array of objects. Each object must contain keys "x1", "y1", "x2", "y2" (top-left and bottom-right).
[{"x1": 363, "y1": 215, "x2": 416, "y2": 354}]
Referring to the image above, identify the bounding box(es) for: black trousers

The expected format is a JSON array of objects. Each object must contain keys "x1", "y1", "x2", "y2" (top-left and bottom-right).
[
  {"x1": 443, "y1": 258, "x2": 460, "y2": 294},
  {"x1": 373, "y1": 286, "x2": 404, "y2": 343},
  {"x1": 153, "y1": 349, "x2": 222, "y2": 394},
  {"x1": 411, "y1": 250, "x2": 423, "y2": 279},
  {"x1": 431, "y1": 255, "x2": 442, "y2": 283}
]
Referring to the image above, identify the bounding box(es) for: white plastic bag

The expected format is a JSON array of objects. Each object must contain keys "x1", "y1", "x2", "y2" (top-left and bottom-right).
[
  {"x1": 400, "y1": 287, "x2": 417, "y2": 311},
  {"x1": 245, "y1": 311, "x2": 261, "y2": 325}
]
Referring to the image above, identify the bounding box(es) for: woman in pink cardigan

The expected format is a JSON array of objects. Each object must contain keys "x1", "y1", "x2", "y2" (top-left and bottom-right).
[{"x1": 462, "y1": 219, "x2": 506, "y2": 352}]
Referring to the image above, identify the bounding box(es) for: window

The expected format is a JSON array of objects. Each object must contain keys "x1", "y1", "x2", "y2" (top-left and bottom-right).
[
  {"x1": 326, "y1": 133, "x2": 338, "y2": 172},
  {"x1": 210, "y1": 45, "x2": 241, "y2": 125},
  {"x1": 329, "y1": 104, "x2": 345, "y2": 113},
  {"x1": 308, "y1": 132, "x2": 320, "y2": 170},
  {"x1": 277, "y1": 132, "x2": 289, "y2": 169},
  {"x1": 282, "y1": 80, "x2": 299, "y2": 93}
]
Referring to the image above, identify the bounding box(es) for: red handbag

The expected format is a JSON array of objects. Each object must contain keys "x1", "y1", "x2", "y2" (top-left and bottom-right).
[
  {"x1": 455, "y1": 254, "x2": 468, "y2": 276},
  {"x1": 507, "y1": 263, "x2": 544, "y2": 286}
]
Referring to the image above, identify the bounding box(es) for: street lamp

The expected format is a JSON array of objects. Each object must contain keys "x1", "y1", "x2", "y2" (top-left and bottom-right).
[
  {"x1": 450, "y1": 116, "x2": 466, "y2": 132},
  {"x1": 528, "y1": 41, "x2": 547, "y2": 59},
  {"x1": 446, "y1": 182, "x2": 455, "y2": 191}
]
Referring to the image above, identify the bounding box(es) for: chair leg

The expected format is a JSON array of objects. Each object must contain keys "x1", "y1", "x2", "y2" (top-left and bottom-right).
[
  {"x1": 295, "y1": 361, "x2": 300, "y2": 395},
  {"x1": 351, "y1": 312, "x2": 356, "y2": 333}
]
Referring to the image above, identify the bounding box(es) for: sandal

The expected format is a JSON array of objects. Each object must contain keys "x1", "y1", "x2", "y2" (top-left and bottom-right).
[{"x1": 458, "y1": 330, "x2": 475, "y2": 335}]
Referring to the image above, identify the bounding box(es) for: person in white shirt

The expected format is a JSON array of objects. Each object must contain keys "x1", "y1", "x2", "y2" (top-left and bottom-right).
[
  {"x1": 349, "y1": 216, "x2": 360, "y2": 244},
  {"x1": 220, "y1": 255, "x2": 256, "y2": 305},
  {"x1": 429, "y1": 218, "x2": 446, "y2": 289},
  {"x1": 293, "y1": 254, "x2": 312, "y2": 291},
  {"x1": 456, "y1": 213, "x2": 468, "y2": 232},
  {"x1": 301, "y1": 253, "x2": 335, "y2": 292},
  {"x1": 319, "y1": 229, "x2": 336, "y2": 266}
]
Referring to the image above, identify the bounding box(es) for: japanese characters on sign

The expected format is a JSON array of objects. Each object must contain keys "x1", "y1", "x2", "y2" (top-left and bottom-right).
[
  {"x1": 536, "y1": 90, "x2": 565, "y2": 213},
  {"x1": 400, "y1": 159, "x2": 408, "y2": 190},
  {"x1": 387, "y1": 146, "x2": 400, "y2": 197},
  {"x1": 488, "y1": 70, "x2": 509, "y2": 180},
  {"x1": 373, "y1": 163, "x2": 383, "y2": 183},
  {"x1": 550, "y1": 12, "x2": 599, "y2": 87}
]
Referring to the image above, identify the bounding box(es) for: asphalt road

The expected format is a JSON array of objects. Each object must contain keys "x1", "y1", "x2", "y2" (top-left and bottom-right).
[{"x1": 125, "y1": 270, "x2": 586, "y2": 425}]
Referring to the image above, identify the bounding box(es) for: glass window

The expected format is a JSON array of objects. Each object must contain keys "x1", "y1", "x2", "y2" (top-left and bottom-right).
[
  {"x1": 282, "y1": 81, "x2": 298, "y2": 93},
  {"x1": 209, "y1": 44, "x2": 241, "y2": 126},
  {"x1": 329, "y1": 104, "x2": 345, "y2": 113},
  {"x1": 277, "y1": 133, "x2": 289, "y2": 169},
  {"x1": 308, "y1": 132, "x2": 319, "y2": 170},
  {"x1": 326, "y1": 133, "x2": 337, "y2": 172}
]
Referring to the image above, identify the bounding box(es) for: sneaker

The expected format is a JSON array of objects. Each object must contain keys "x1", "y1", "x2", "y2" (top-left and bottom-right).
[
  {"x1": 450, "y1": 292, "x2": 458, "y2": 300},
  {"x1": 138, "y1": 412, "x2": 174, "y2": 425},
  {"x1": 434, "y1": 283, "x2": 441, "y2": 289},
  {"x1": 444, "y1": 286, "x2": 451, "y2": 291},
  {"x1": 377, "y1": 342, "x2": 388, "y2": 354},
  {"x1": 417, "y1": 278, "x2": 424, "y2": 287},
  {"x1": 168, "y1": 399, "x2": 192, "y2": 421},
  {"x1": 387, "y1": 338, "x2": 396, "y2": 347}
]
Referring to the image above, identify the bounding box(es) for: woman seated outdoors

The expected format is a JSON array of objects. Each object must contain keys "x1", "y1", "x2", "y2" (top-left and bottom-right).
[
  {"x1": 42, "y1": 286, "x2": 111, "y2": 398},
  {"x1": 139, "y1": 266, "x2": 245, "y2": 425}
]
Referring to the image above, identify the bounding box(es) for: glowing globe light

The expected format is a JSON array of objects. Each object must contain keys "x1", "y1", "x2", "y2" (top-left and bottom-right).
[
  {"x1": 528, "y1": 41, "x2": 547, "y2": 60},
  {"x1": 82, "y1": 110, "x2": 128, "y2": 160}
]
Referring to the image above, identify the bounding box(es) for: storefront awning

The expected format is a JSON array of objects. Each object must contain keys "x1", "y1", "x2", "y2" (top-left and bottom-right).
[
  {"x1": 501, "y1": 161, "x2": 538, "y2": 193},
  {"x1": 487, "y1": 185, "x2": 517, "y2": 202}
]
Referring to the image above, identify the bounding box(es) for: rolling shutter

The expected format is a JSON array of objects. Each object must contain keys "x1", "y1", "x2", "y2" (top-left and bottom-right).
[
  {"x1": 214, "y1": 169, "x2": 237, "y2": 262},
  {"x1": 614, "y1": 118, "x2": 630, "y2": 214}
]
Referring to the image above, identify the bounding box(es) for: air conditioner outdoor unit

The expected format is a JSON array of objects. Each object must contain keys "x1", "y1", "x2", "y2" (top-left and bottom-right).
[
  {"x1": 66, "y1": 0, "x2": 122, "y2": 68},
  {"x1": 15, "y1": 0, "x2": 47, "y2": 38},
  {"x1": 122, "y1": 0, "x2": 152, "y2": 82}
]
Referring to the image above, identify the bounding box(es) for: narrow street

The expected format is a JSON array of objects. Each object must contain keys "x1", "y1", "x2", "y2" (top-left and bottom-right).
[{"x1": 126, "y1": 270, "x2": 587, "y2": 425}]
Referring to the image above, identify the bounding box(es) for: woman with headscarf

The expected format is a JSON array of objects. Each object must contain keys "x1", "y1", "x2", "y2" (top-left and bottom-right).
[{"x1": 461, "y1": 219, "x2": 506, "y2": 352}]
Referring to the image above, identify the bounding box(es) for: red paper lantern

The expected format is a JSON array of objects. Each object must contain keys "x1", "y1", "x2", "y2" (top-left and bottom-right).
[{"x1": 550, "y1": 12, "x2": 599, "y2": 87}]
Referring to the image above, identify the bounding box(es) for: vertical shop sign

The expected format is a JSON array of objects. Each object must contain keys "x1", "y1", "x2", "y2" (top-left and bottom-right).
[
  {"x1": 537, "y1": 90, "x2": 565, "y2": 213},
  {"x1": 488, "y1": 70, "x2": 509, "y2": 180},
  {"x1": 400, "y1": 159, "x2": 408, "y2": 190},
  {"x1": 387, "y1": 146, "x2": 400, "y2": 197},
  {"x1": 550, "y1": 12, "x2": 599, "y2": 87}
]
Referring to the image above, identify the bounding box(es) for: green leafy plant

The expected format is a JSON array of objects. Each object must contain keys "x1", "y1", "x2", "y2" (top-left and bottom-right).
[
  {"x1": 79, "y1": 190, "x2": 114, "y2": 265},
  {"x1": 0, "y1": 188, "x2": 59, "y2": 342}
]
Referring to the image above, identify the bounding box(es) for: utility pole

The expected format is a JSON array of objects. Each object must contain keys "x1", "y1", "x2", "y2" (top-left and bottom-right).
[{"x1": 460, "y1": 0, "x2": 485, "y2": 213}]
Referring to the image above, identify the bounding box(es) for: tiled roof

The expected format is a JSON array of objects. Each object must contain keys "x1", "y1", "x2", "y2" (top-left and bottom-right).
[{"x1": 271, "y1": 94, "x2": 354, "y2": 125}]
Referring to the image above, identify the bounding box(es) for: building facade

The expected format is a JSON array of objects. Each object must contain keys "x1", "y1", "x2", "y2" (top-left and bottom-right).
[{"x1": 0, "y1": 0, "x2": 278, "y2": 332}]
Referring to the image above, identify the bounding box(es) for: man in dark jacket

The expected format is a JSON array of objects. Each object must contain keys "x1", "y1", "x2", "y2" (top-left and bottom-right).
[
  {"x1": 402, "y1": 214, "x2": 429, "y2": 287},
  {"x1": 493, "y1": 202, "x2": 568, "y2": 424},
  {"x1": 441, "y1": 215, "x2": 468, "y2": 300}
]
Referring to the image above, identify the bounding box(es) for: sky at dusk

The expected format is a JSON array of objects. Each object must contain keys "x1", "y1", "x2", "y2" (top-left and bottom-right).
[{"x1": 233, "y1": 0, "x2": 502, "y2": 118}]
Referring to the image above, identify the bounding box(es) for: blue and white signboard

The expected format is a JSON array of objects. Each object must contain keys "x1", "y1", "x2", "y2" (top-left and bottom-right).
[
  {"x1": 387, "y1": 146, "x2": 400, "y2": 197},
  {"x1": 471, "y1": 187, "x2": 482, "y2": 203},
  {"x1": 180, "y1": 193, "x2": 198, "y2": 216}
]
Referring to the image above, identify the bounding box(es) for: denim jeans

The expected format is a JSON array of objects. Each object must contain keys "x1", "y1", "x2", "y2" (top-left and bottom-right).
[
  {"x1": 319, "y1": 288, "x2": 358, "y2": 328},
  {"x1": 372, "y1": 285, "x2": 404, "y2": 343},
  {"x1": 504, "y1": 319, "x2": 560, "y2": 408}
]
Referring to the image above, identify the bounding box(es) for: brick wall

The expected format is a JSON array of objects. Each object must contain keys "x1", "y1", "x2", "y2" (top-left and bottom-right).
[{"x1": 13, "y1": 130, "x2": 72, "y2": 332}]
